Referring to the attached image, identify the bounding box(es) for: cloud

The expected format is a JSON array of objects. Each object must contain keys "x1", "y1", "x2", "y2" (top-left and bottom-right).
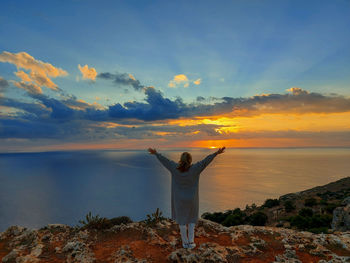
[
  {"x1": 0, "y1": 96, "x2": 50, "y2": 118},
  {"x1": 14, "y1": 71, "x2": 31, "y2": 82},
  {"x1": 193, "y1": 78, "x2": 201, "y2": 85},
  {"x1": 78, "y1": 64, "x2": 97, "y2": 81},
  {"x1": 287, "y1": 87, "x2": 308, "y2": 95},
  {"x1": 0, "y1": 51, "x2": 67, "y2": 90},
  {"x1": 98, "y1": 72, "x2": 145, "y2": 91},
  {"x1": 0, "y1": 77, "x2": 9, "y2": 93},
  {"x1": 108, "y1": 87, "x2": 187, "y2": 121},
  {"x1": 13, "y1": 81, "x2": 43, "y2": 95},
  {"x1": 1, "y1": 80, "x2": 350, "y2": 148},
  {"x1": 168, "y1": 74, "x2": 189, "y2": 88}
]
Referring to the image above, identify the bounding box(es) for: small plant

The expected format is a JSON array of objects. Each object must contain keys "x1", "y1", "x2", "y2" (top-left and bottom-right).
[
  {"x1": 325, "y1": 202, "x2": 341, "y2": 214},
  {"x1": 284, "y1": 200, "x2": 296, "y2": 212},
  {"x1": 247, "y1": 211, "x2": 268, "y2": 226},
  {"x1": 304, "y1": 197, "x2": 317, "y2": 207},
  {"x1": 299, "y1": 208, "x2": 313, "y2": 217},
  {"x1": 77, "y1": 211, "x2": 110, "y2": 230},
  {"x1": 202, "y1": 211, "x2": 226, "y2": 223},
  {"x1": 221, "y1": 209, "x2": 246, "y2": 227},
  {"x1": 263, "y1": 198, "x2": 280, "y2": 208},
  {"x1": 145, "y1": 208, "x2": 166, "y2": 226},
  {"x1": 319, "y1": 199, "x2": 328, "y2": 206},
  {"x1": 109, "y1": 216, "x2": 133, "y2": 225}
]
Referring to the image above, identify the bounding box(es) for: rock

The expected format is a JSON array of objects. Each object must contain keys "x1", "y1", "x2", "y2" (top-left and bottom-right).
[
  {"x1": 62, "y1": 241, "x2": 85, "y2": 252},
  {"x1": 331, "y1": 205, "x2": 350, "y2": 231},
  {"x1": 10, "y1": 229, "x2": 38, "y2": 248},
  {"x1": 0, "y1": 226, "x2": 26, "y2": 240},
  {"x1": 62, "y1": 240, "x2": 96, "y2": 263},
  {"x1": 31, "y1": 243, "x2": 44, "y2": 257},
  {"x1": 2, "y1": 249, "x2": 18, "y2": 263},
  {"x1": 341, "y1": 197, "x2": 350, "y2": 206}
]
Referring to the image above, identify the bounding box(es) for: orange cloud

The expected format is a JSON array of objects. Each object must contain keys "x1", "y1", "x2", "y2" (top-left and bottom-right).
[
  {"x1": 14, "y1": 71, "x2": 31, "y2": 82},
  {"x1": 78, "y1": 64, "x2": 97, "y2": 81},
  {"x1": 193, "y1": 78, "x2": 201, "y2": 85},
  {"x1": 0, "y1": 51, "x2": 67, "y2": 90},
  {"x1": 168, "y1": 74, "x2": 189, "y2": 88}
]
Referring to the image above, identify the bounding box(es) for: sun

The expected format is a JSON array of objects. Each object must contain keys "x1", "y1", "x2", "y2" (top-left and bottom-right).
[{"x1": 209, "y1": 146, "x2": 217, "y2": 149}]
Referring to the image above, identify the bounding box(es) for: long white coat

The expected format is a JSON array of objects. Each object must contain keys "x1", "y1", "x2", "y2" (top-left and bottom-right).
[{"x1": 155, "y1": 152, "x2": 218, "y2": 225}]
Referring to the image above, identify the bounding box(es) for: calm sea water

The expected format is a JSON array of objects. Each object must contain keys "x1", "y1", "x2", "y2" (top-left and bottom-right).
[{"x1": 1, "y1": 148, "x2": 349, "y2": 231}]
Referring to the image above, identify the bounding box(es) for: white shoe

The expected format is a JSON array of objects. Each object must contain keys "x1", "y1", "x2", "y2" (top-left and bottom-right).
[
  {"x1": 187, "y1": 242, "x2": 196, "y2": 249},
  {"x1": 182, "y1": 242, "x2": 189, "y2": 248}
]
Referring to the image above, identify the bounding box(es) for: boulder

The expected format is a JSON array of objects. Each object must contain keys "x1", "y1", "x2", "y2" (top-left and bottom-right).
[{"x1": 331, "y1": 199, "x2": 350, "y2": 231}]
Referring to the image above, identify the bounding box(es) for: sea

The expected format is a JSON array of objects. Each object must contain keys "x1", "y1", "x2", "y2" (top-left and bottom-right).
[{"x1": 1, "y1": 147, "x2": 349, "y2": 231}]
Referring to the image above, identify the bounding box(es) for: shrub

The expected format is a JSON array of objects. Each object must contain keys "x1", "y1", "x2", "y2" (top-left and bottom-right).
[
  {"x1": 290, "y1": 215, "x2": 310, "y2": 230},
  {"x1": 222, "y1": 214, "x2": 245, "y2": 227},
  {"x1": 308, "y1": 227, "x2": 328, "y2": 234},
  {"x1": 247, "y1": 212, "x2": 268, "y2": 226},
  {"x1": 221, "y1": 209, "x2": 246, "y2": 227},
  {"x1": 304, "y1": 197, "x2": 317, "y2": 207},
  {"x1": 263, "y1": 199, "x2": 280, "y2": 208},
  {"x1": 299, "y1": 208, "x2": 313, "y2": 217},
  {"x1": 310, "y1": 214, "x2": 332, "y2": 228},
  {"x1": 202, "y1": 212, "x2": 226, "y2": 224},
  {"x1": 109, "y1": 216, "x2": 133, "y2": 226},
  {"x1": 284, "y1": 200, "x2": 296, "y2": 212},
  {"x1": 78, "y1": 211, "x2": 110, "y2": 230},
  {"x1": 319, "y1": 199, "x2": 328, "y2": 206},
  {"x1": 325, "y1": 202, "x2": 340, "y2": 214},
  {"x1": 145, "y1": 208, "x2": 166, "y2": 227},
  {"x1": 289, "y1": 213, "x2": 332, "y2": 232}
]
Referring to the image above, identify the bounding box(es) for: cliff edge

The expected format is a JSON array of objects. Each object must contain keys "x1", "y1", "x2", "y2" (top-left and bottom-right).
[{"x1": 1, "y1": 217, "x2": 350, "y2": 263}]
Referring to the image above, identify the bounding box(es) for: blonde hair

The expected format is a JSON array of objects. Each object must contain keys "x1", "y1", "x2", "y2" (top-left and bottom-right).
[{"x1": 177, "y1": 152, "x2": 192, "y2": 172}]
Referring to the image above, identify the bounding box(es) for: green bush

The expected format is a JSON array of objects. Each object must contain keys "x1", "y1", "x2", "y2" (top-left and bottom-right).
[
  {"x1": 319, "y1": 199, "x2": 328, "y2": 206},
  {"x1": 144, "y1": 208, "x2": 166, "y2": 227},
  {"x1": 304, "y1": 197, "x2": 317, "y2": 207},
  {"x1": 308, "y1": 227, "x2": 329, "y2": 234},
  {"x1": 310, "y1": 214, "x2": 332, "y2": 228},
  {"x1": 77, "y1": 211, "x2": 110, "y2": 230},
  {"x1": 247, "y1": 212, "x2": 268, "y2": 226},
  {"x1": 221, "y1": 209, "x2": 246, "y2": 227},
  {"x1": 109, "y1": 216, "x2": 133, "y2": 226},
  {"x1": 77, "y1": 212, "x2": 133, "y2": 230},
  {"x1": 290, "y1": 215, "x2": 310, "y2": 230},
  {"x1": 289, "y1": 213, "x2": 332, "y2": 232},
  {"x1": 325, "y1": 202, "x2": 340, "y2": 214},
  {"x1": 284, "y1": 200, "x2": 296, "y2": 212},
  {"x1": 299, "y1": 208, "x2": 313, "y2": 217},
  {"x1": 263, "y1": 199, "x2": 280, "y2": 208},
  {"x1": 222, "y1": 214, "x2": 245, "y2": 227},
  {"x1": 202, "y1": 212, "x2": 226, "y2": 224}
]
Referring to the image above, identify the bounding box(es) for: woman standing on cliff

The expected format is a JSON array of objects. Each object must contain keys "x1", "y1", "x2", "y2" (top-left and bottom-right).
[{"x1": 147, "y1": 147, "x2": 226, "y2": 249}]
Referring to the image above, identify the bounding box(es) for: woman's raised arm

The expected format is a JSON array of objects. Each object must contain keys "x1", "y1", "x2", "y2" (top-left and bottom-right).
[
  {"x1": 194, "y1": 147, "x2": 225, "y2": 173},
  {"x1": 148, "y1": 148, "x2": 176, "y2": 172}
]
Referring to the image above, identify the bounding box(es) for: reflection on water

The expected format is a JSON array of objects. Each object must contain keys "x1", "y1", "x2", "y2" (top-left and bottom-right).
[{"x1": 0, "y1": 148, "x2": 349, "y2": 231}]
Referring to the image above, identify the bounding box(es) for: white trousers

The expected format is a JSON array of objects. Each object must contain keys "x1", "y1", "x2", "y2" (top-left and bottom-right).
[{"x1": 179, "y1": 223, "x2": 195, "y2": 244}]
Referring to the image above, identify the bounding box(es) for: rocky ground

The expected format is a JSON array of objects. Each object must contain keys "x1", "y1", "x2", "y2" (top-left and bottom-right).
[{"x1": 1, "y1": 218, "x2": 350, "y2": 263}]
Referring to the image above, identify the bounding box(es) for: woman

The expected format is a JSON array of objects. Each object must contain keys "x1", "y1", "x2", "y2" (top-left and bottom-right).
[{"x1": 147, "y1": 147, "x2": 226, "y2": 249}]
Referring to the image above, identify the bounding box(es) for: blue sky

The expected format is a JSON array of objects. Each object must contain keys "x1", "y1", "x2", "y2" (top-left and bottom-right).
[{"x1": 0, "y1": 0, "x2": 350, "y2": 151}]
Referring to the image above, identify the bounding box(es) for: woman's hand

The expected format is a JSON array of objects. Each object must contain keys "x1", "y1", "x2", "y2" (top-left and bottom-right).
[
  {"x1": 216, "y1": 147, "x2": 226, "y2": 155},
  {"x1": 148, "y1": 148, "x2": 157, "y2": 154}
]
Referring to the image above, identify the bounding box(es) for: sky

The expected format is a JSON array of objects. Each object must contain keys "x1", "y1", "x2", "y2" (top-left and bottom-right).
[{"x1": 0, "y1": 0, "x2": 350, "y2": 152}]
